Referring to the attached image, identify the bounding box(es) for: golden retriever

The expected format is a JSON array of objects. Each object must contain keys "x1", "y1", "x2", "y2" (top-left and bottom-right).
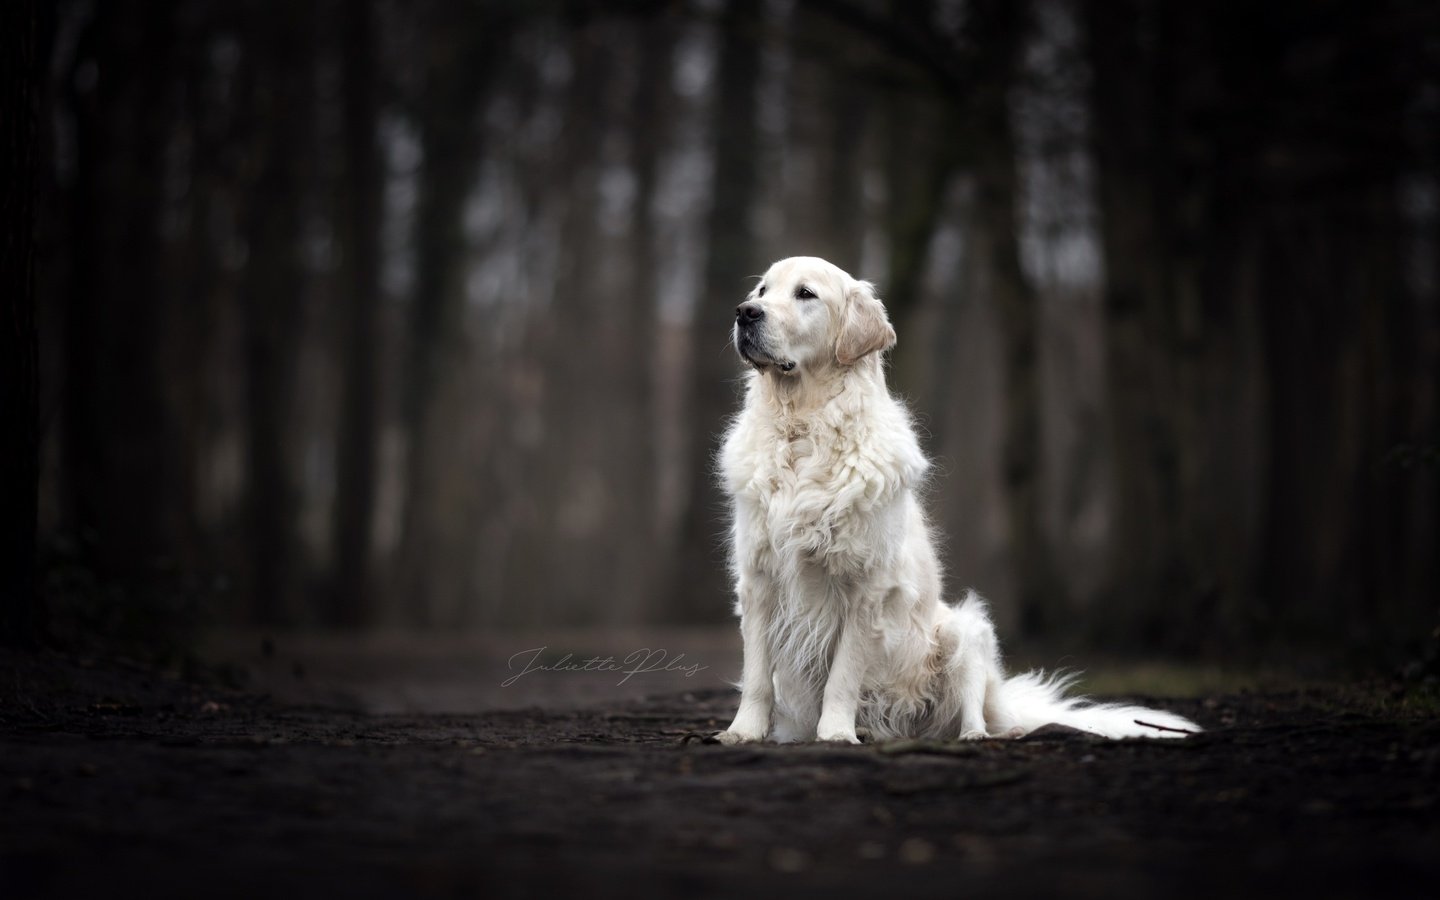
[{"x1": 716, "y1": 256, "x2": 1200, "y2": 744}]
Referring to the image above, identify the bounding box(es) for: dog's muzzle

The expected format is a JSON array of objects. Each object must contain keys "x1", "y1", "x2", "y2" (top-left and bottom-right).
[{"x1": 734, "y1": 302, "x2": 795, "y2": 372}]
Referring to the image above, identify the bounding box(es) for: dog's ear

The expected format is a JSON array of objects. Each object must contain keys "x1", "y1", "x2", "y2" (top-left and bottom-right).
[{"x1": 835, "y1": 280, "x2": 897, "y2": 366}]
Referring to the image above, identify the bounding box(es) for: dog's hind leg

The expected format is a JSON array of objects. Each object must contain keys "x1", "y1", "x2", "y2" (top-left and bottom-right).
[{"x1": 946, "y1": 592, "x2": 1004, "y2": 740}]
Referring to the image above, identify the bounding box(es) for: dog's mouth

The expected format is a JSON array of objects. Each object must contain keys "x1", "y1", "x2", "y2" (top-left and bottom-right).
[{"x1": 735, "y1": 328, "x2": 796, "y2": 373}]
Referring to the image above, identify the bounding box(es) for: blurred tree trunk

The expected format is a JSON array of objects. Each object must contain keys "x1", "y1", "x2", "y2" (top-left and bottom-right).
[
  {"x1": 239, "y1": 4, "x2": 314, "y2": 626},
  {"x1": 1082, "y1": 0, "x2": 1191, "y2": 642},
  {"x1": 396, "y1": 6, "x2": 504, "y2": 626},
  {"x1": 63, "y1": 0, "x2": 185, "y2": 589},
  {"x1": 1149, "y1": 5, "x2": 1251, "y2": 652},
  {"x1": 613, "y1": 15, "x2": 672, "y2": 623},
  {"x1": 877, "y1": 0, "x2": 955, "y2": 402},
  {"x1": 674, "y1": 0, "x2": 763, "y2": 620},
  {"x1": 1352, "y1": 189, "x2": 1419, "y2": 638},
  {"x1": 1257, "y1": 186, "x2": 1415, "y2": 644},
  {"x1": 168, "y1": 9, "x2": 231, "y2": 578},
  {"x1": 1402, "y1": 210, "x2": 1440, "y2": 633},
  {"x1": 1256, "y1": 211, "x2": 1361, "y2": 637},
  {"x1": 784, "y1": 3, "x2": 866, "y2": 268},
  {"x1": 819, "y1": 67, "x2": 866, "y2": 269},
  {"x1": 329, "y1": 0, "x2": 382, "y2": 628},
  {"x1": 0, "y1": 0, "x2": 42, "y2": 645},
  {"x1": 528, "y1": 22, "x2": 613, "y2": 624},
  {"x1": 882, "y1": 98, "x2": 958, "y2": 404},
  {"x1": 968, "y1": 0, "x2": 1064, "y2": 636}
]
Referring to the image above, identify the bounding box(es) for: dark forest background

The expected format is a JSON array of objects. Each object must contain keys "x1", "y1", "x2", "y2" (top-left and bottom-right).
[{"x1": 3, "y1": 0, "x2": 1438, "y2": 666}]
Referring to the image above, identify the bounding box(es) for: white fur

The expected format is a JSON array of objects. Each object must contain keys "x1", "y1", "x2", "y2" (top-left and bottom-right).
[{"x1": 716, "y1": 256, "x2": 1201, "y2": 744}]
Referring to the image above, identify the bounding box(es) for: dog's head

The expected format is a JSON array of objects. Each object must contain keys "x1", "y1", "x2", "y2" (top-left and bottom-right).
[{"x1": 733, "y1": 256, "x2": 896, "y2": 376}]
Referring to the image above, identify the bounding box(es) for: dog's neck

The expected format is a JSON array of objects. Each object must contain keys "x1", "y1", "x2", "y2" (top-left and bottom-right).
[{"x1": 752, "y1": 355, "x2": 888, "y2": 425}]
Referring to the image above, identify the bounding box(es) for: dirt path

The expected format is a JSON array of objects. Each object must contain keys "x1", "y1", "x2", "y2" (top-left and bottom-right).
[{"x1": 2, "y1": 649, "x2": 1436, "y2": 899}]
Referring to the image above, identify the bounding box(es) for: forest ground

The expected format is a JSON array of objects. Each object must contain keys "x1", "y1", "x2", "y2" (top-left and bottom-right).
[{"x1": 1, "y1": 633, "x2": 1437, "y2": 899}]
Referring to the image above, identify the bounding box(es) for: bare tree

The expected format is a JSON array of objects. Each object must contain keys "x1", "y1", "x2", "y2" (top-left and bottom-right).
[
  {"x1": 329, "y1": 0, "x2": 383, "y2": 628},
  {"x1": 612, "y1": 12, "x2": 674, "y2": 622},
  {"x1": 395, "y1": 3, "x2": 508, "y2": 626},
  {"x1": 239, "y1": 2, "x2": 315, "y2": 625},
  {"x1": 62, "y1": 0, "x2": 186, "y2": 589},
  {"x1": 0, "y1": 0, "x2": 42, "y2": 645},
  {"x1": 968, "y1": 0, "x2": 1065, "y2": 635},
  {"x1": 1080, "y1": 0, "x2": 1191, "y2": 640}
]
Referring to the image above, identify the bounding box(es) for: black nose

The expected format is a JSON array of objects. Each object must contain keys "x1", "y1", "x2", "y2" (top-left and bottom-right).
[{"x1": 736, "y1": 301, "x2": 764, "y2": 323}]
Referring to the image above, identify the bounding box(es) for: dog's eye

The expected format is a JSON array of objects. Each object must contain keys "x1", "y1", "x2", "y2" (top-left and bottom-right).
[
  {"x1": 758, "y1": 284, "x2": 767, "y2": 297},
  {"x1": 795, "y1": 286, "x2": 816, "y2": 300}
]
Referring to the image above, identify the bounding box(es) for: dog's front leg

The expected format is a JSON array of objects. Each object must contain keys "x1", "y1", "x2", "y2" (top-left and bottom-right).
[
  {"x1": 718, "y1": 603, "x2": 774, "y2": 745},
  {"x1": 815, "y1": 613, "x2": 871, "y2": 744}
]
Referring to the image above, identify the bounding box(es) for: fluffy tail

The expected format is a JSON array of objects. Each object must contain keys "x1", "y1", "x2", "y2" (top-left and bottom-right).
[{"x1": 992, "y1": 670, "x2": 1202, "y2": 739}]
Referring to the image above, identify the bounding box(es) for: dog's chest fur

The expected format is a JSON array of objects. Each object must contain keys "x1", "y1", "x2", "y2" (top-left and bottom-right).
[
  {"x1": 734, "y1": 422, "x2": 861, "y2": 577},
  {"x1": 724, "y1": 388, "x2": 925, "y2": 587}
]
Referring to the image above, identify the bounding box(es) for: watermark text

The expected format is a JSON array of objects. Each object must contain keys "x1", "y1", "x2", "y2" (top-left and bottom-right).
[{"x1": 502, "y1": 646, "x2": 709, "y2": 687}]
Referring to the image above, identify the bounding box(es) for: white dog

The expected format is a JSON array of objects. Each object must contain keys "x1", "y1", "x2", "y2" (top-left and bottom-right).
[{"x1": 716, "y1": 256, "x2": 1200, "y2": 744}]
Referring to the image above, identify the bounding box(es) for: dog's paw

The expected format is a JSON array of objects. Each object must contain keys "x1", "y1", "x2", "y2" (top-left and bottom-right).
[
  {"x1": 713, "y1": 728, "x2": 763, "y2": 746},
  {"x1": 816, "y1": 728, "x2": 861, "y2": 745},
  {"x1": 958, "y1": 729, "x2": 989, "y2": 741}
]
